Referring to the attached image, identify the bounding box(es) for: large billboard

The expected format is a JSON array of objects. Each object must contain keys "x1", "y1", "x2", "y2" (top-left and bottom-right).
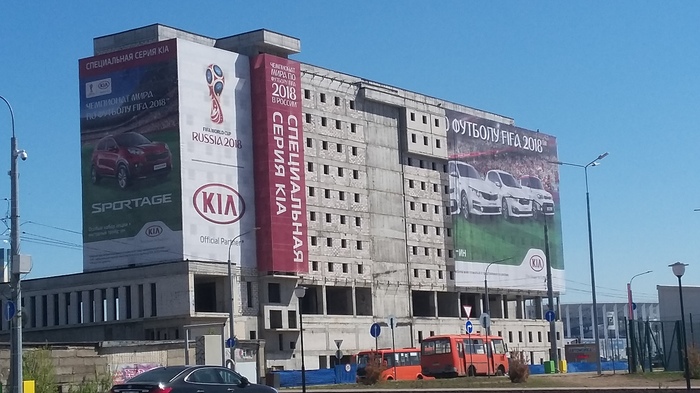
[
  {"x1": 250, "y1": 54, "x2": 308, "y2": 274},
  {"x1": 80, "y1": 39, "x2": 256, "y2": 271},
  {"x1": 80, "y1": 40, "x2": 182, "y2": 271},
  {"x1": 178, "y1": 40, "x2": 256, "y2": 268},
  {"x1": 446, "y1": 109, "x2": 565, "y2": 292}
]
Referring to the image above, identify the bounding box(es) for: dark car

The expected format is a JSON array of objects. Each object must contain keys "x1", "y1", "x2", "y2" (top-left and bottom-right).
[
  {"x1": 110, "y1": 365, "x2": 277, "y2": 393},
  {"x1": 90, "y1": 132, "x2": 172, "y2": 189}
]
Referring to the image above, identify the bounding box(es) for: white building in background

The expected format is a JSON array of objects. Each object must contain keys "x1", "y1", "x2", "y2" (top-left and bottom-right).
[
  {"x1": 560, "y1": 302, "x2": 659, "y2": 360},
  {"x1": 1, "y1": 24, "x2": 569, "y2": 370}
]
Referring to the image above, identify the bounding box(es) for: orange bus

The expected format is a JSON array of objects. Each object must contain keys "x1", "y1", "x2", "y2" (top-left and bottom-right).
[
  {"x1": 420, "y1": 334, "x2": 509, "y2": 378},
  {"x1": 355, "y1": 347, "x2": 429, "y2": 382}
]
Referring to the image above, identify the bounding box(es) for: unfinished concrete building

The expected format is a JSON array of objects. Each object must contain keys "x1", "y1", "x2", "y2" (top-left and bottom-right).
[{"x1": 0, "y1": 24, "x2": 564, "y2": 371}]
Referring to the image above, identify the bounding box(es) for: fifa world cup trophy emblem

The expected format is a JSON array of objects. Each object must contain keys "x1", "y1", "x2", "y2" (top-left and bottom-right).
[{"x1": 205, "y1": 64, "x2": 225, "y2": 124}]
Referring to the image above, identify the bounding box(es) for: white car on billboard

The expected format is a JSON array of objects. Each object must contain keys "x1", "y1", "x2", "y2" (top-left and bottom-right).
[
  {"x1": 520, "y1": 175, "x2": 555, "y2": 217},
  {"x1": 485, "y1": 169, "x2": 533, "y2": 219},
  {"x1": 448, "y1": 161, "x2": 501, "y2": 219}
]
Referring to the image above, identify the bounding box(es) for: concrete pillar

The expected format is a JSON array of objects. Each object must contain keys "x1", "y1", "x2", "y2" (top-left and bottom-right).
[
  {"x1": 58, "y1": 292, "x2": 67, "y2": 325},
  {"x1": 534, "y1": 297, "x2": 543, "y2": 319},
  {"x1": 590, "y1": 304, "x2": 596, "y2": 341},
  {"x1": 578, "y1": 304, "x2": 584, "y2": 340},
  {"x1": 46, "y1": 294, "x2": 56, "y2": 327},
  {"x1": 322, "y1": 284, "x2": 328, "y2": 316},
  {"x1": 430, "y1": 291, "x2": 437, "y2": 317},
  {"x1": 118, "y1": 286, "x2": 128, "y2": 320},
  {"x1": 35, "y1": 295, "x2": 44, "y2": 327},
  {"x1": 106, "y1": 287, "x2": 116, "y2": 321},
  {"x1": 82, "y1": 290, "x2": 92, "y2": 323},
  {"x1": 95, "y1": 289, "x2": 105, "y2": 322},
  {"x1": 351, "y1": 286, "x2": 357, "y2": 316},
  {"x1": 602, "y1": 304, "x2": 609, "y2": 343},
  {"x1": 516, "y1": 295, "x2": 524, "y2": 319},
  {"x1": 143, "y1": 284, "x2": 152, "y2": 318},
  {"x1": 499, "y1": 294, "x2": 506, "y2": 318},
  {"x1": 565, "y1": 304, "x2": 571, "y2": 338},
  {"x1": 68, "y1": 291, "x2": 78, "y2": 324}
]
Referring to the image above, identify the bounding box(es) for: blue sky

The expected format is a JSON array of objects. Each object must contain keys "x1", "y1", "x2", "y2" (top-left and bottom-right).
[{"x1": 1, "y1": 1, "x2": 698, "y2": 305}]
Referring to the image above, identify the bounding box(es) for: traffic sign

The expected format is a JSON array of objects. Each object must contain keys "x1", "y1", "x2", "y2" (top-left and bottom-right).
[
  {"x1": 545, "y1": 310, "x2": 555, "y2": 322},
  {"x1": 370, "y1": 323, "x2": 381, "y2": 338},
  {"x1": 334, "y1": 339, "x2": 343, "y2": 349},
  {"x1": 606, "y1": 311, "x2": 616, "y2": 330},
  {"x1": 335, "y1": 350, "x2": 343, "y2": 360},
  {"x1": 632, "y1": 302, "x2": 637, "y2": 311},
  {"x1": 479, "y1": 313, "x2": 491, "y2": 329},
  {"x1": 463, "y1": 305, "x2": 472, "y2": 319},
  {"x1": 465, "y1": 320, "x2": 474, "y2": 334},
  {"x1": 225, "y1": 337, "x2": 237, "y2": 348},
  {"x1": 4, "y1": 300, "x2": 15, "y2": 321}
]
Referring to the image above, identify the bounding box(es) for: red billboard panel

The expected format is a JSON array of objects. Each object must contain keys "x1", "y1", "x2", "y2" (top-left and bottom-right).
[{"x1": 250, "y1": 54, "x2": 307, "y2": 274}]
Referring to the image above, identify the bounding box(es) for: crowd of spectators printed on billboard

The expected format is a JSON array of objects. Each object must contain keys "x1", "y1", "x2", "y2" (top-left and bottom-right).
[{"x1": 470, "y1": 151, "x2": 560, "y2": 199}]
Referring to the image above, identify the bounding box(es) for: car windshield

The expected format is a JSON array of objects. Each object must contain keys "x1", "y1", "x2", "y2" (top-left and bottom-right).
[
  {"x1": 114, "y1": 132, "x2": 152, "y2": 147},
  {"x1": 127, "y1": 367, "x2": 184, "y2": 383},
  {"x1": 457, "y1": 163, "x2": 481, "y2": 179},
  {"x1": 524, "y1": 176, "x2": 543, "y2": 190},
  {"x1": 499, "y1": 173, "x2": 520, "y2": 188}
]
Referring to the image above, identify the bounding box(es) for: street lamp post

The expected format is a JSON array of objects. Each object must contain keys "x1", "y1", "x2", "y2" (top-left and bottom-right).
[
  {"x1": 627, "y1": 270, "x2": 652, "y2": 373},
  {"x1": 294, "y1": 286, "x2": 307, "y2": 393},
  {"x1": 670, "y1": 262, "x2": 691, "y2": 390},
  {"x1": 534, "y1": 200, "x2": 558, "y2": 371},
  {"x1": 226, "y1": 226, "x2": 260, "y2": 368},
  {"x1": 627, "y1": 270, "x2": 652, "y2": 321},
  {"x1": 554, "y1": 152, "x2": 608, "y2": 376},
  {"x1": 1, "y1": 95, "x2": 23, "y2": 393},
  {"x1": 483, "y1": 257, "x2": 511, "y2": 377}
]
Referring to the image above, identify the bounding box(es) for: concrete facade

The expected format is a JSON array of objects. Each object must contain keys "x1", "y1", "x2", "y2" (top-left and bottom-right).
[{"x1": 2, "y1": 24, "x2": 565, "y2": 371}]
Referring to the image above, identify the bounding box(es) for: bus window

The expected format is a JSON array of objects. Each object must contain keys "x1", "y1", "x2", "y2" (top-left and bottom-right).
[
  {"x1": 472, "y1": 339, "x2": 485, "y2": 354},
  {"x1": 435, "y1": 338, "x2": 452, "y2": 354},
  {"x1": 383, "y1": 353, "x2": 396, "y2": 367},
  {"x1": 422, "y1": 341, "x2": 436, "y2": 355},
  {"x1": 357, "y1": 353, "x2": 370, "y2": 367},
  {"x1": 492, "y1": 339, "x2": 507, "y2": 354},
  {"x1": 409, "y1": 351, "x2": 420, "y2": 366}
]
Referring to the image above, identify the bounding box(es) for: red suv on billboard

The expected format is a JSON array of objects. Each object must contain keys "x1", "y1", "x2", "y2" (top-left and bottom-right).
[{"x1": 90, "y1": 132, "x2": 172, "y2": 190}]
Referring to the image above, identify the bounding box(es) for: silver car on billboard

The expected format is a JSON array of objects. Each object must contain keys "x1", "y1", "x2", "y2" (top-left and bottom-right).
[
  {"x1": 448, "y1": 161, "x2": 501, "y2": 220},
  {"x1": 485, "y1": 169, "x2": 533, "y2": 219}
]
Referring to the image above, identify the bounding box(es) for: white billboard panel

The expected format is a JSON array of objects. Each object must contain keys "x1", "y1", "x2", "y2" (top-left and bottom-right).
[{"x1": 177, "y1": 40, "x2": 257, "y2": 267}]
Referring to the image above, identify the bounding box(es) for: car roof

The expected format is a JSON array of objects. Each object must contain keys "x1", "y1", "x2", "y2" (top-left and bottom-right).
[{"x1": 488, "y1": 169, "x2": 511, "y2": 175}]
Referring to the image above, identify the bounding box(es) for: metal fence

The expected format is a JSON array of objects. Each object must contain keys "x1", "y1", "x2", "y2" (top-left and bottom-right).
[{"x1": 627, "y1": 317, "x2": 700, "y2": 373}]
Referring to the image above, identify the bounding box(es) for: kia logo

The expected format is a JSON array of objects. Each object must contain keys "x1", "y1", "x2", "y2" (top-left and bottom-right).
[
  {"x1": 193, "y1": 183, "x2": 246, "y2": 224},
  {"x1": 530, "y1": 255, "x2": 544, "y2": 272},
  {"x1": 145, "y1": 225, "x2": 163, "y2": 237},
  {"x1": 98, "y1": 81, "x2": 110, "y2": 89}
]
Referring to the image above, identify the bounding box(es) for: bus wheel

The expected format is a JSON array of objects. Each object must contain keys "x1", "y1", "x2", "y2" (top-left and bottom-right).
[
  {"x1": 386, "y1": 376, "x2": 394, "y2": 381},
  {"x1": 496, "y1": 366, "x2": 505, "y2": 376},
  {"x1": 417, "y1": 374, "x2": 424, "y2": 380},
  {"x1": 468, "y1": 366, "x2": 477, "y2": 377}
]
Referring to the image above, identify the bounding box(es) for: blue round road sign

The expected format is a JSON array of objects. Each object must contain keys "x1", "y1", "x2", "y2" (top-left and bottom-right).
[
  {"x1": 632, "y1": 302, "x2": 637, "y2": 311},
  {"x1": 226, "y1": 337, "x2": 237, "y2": 348},
  {"x1": 370, "y1": 322, "x2": 381, "y2": 338},
  {"x1": 465, "y1": 320, "x2": 474, "y2": 334},
  {"x1": 4, "y1": 301, "x2": 15, "y2": 321},
  {"x1": 545, "y1": 310, "x2": 556, "y2": 322}
]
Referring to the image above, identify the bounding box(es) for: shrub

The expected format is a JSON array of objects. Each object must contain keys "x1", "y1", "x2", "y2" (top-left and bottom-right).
[
  {"x1": 508, "y1": 351, "x2": 529, "y2": 383},
  {"x1": 357, "y1": 354, "x2": 388, "y2": 385},
  {"x1": 687, "y1": 345, "x2": 700, "y2": 379},
  {"x1": 23, "y1": 347, "x2": 56, "y2": 393}
]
